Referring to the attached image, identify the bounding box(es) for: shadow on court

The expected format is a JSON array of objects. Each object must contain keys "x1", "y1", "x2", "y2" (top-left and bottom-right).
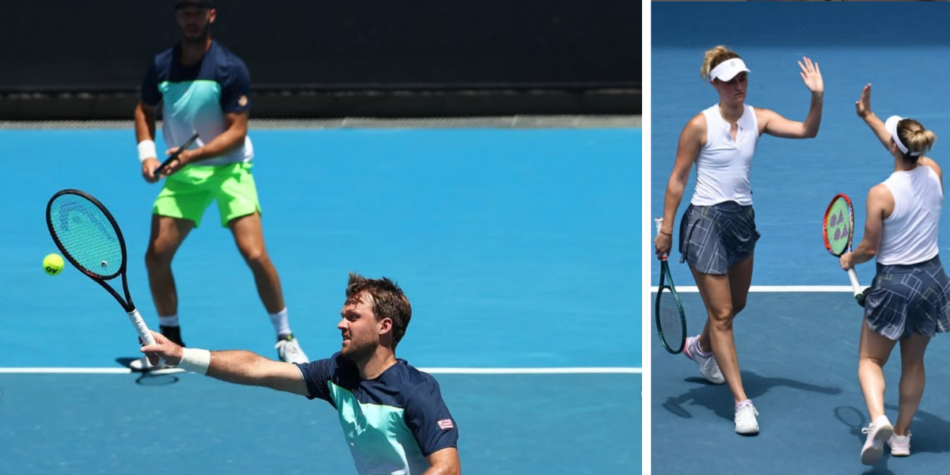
[{"x1": 663, "y1": 370, "x2": 842, "y2": 423}]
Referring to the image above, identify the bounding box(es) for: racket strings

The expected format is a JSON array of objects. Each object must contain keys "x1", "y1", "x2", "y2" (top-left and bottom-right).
[
  {"x1": 657, "y1": 290, "x2": 684, "y2": 349},
  {"x1": 48, "y1": 195, "x2": 123, "y2": 277},
  {"x1": 825, "y1": 198, "x2": 853, "y2": 255}
]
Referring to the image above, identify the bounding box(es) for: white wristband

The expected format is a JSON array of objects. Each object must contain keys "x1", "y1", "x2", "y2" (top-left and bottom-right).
[
  {"x1": 137, "y1": 140, "x2": 157, "y2": 163},
  {"x1": 178, "y1": 348, "x2": 211, "y2": 375}
]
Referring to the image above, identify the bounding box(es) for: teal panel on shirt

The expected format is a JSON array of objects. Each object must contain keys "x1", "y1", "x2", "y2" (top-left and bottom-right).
[
  {"x1": 329, "y1": 382, "x2": 428, "y2": 475},
  {"x1": 157, "y1": 80, "x2": 224, "y2": 131}
]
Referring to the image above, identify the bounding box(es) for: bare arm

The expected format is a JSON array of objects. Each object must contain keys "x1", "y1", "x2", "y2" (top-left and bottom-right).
[
  {"x1": 422, "y1": 448, "x2": 460, "y2": 475},
  {"x1": 854, "y1": 84, "x2": 892, "y2": 152},
  {"x1": 757, "y1": 57, "x2": 823, "y2": 139},
  {"x1": 660, "y1": 115, "x2": 705, "y2": 234},
  {"x1": 204, "y1": 350, "x2": 310, "y2": 396},
  {"x1": 134, "y1": 101, "x2": 158, "y2": 147},
  {"x1": 757, "y1": 94, "x2": 822, "y2": 139},
  {"x1": 180, "y1": 110, "x2": 248, "y2": 163},
  {"x1": 141, "y1": 331, "x2": 310, "y2": 396},
  {"x1": 847, "y1": 184, "x2": 892, "y2": 268}
]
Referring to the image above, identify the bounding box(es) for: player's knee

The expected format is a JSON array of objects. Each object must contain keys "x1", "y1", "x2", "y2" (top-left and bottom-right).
[
  {"x1": 709, "y1": 307, "x2": 735, "y2": 329},
  {"x1": 733, "y1": 300, "x2": 746, "y2": 315},
  {"x1": 240, "y1": 246, "x2": 269, "y2": 268},
  {"x1": 145, "y1": 243, "x2": 174, "y2": 269}
]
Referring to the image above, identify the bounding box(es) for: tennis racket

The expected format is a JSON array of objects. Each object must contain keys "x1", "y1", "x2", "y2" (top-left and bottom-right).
[
  {"x1": 822, "y1": 194, "x2": 865, "y2": 306},
  {"x1": 153, "y1": 132, "x2": 200, "y2": 176},
  {"x1": 46, "y1": 189, "x2": 164, "y2": 364},
  {"x1": 654, "y1": 218, "x2": 687, "y2": 354}
]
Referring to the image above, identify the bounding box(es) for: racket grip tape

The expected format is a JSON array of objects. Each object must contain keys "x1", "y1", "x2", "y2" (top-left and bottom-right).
[{"x1": 128, "y1": 309, "x2": 166, "y2": 366}]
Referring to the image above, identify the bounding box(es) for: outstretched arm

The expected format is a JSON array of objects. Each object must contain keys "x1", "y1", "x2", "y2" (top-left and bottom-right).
[
  {"x1": 141, "y1": 331, "x2": 310, "y2": 396},
  {"x1": 758, "y1": 57, "x2": 823, "y2": 139},
  {"x1": 854, "y1": 83, "x2": 892, "y2": 152}
]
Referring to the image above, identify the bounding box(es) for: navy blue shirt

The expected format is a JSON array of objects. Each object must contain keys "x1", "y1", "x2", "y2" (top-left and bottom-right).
[
  {"x1": 140, "y1": 40, "x2": 253, "y2": 165},
  {"x1": 296, "y1": 353, "x2": 459, "y2": 475}
]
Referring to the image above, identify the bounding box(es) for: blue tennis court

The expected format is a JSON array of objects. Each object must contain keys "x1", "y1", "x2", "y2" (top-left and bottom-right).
[
  {"x1": 0, "y1": 121, "x2": 641, "y2": 474},
  {"x1": 651, "y1": 2, "x2": 950, "y2": 474}
]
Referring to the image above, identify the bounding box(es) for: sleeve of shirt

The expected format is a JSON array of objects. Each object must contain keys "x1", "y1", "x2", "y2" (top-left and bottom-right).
[
  {"x1": 404, "y1": 377, "x2": 459, "y2": 457},
  {"x1": 220, "y1": 57, "x2": 252, "y2": 114},
  {"x1": 140, "y1": 59, "x2": 162, "y2": 106},
  {"x1": 294, "y1": 357, "x2": 335, "y2": 403}
]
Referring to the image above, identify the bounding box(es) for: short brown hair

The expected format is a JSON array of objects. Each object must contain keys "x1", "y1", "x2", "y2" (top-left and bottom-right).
[{"x1": 346, "y1": 272, "x2": 412, "y2": 349}]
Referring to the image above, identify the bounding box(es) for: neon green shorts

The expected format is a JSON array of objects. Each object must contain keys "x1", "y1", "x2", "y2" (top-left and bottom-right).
[{"x1": 153, "y1": 162, "x2": 261, "y2": 228}]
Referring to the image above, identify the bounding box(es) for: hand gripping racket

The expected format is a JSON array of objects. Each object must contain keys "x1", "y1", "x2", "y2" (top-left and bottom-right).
[
  {"x1": 654, "y1": 218, "x2": 687, "y2": 354},
  {"x1": 822, "y1": 194, "x2": 865, "y2": 306},
  {"x1": 46, "y1": 189, "x2": 164, "y2": 363},
  {"x1": 153, "y1": 132, "x2": 200, "y2": 176}
]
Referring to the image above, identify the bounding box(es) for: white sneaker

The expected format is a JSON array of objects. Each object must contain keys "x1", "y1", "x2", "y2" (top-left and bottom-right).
[
  {"x1": 684, "y1": 336, "x2": 725, "y2": 384},
  {"x1": 276, "y1": 334, "x2": 309, "y2": 364},
  {"x1": 861, "y1": 415, "x2": 894, "y2": 465},
  {"x1": 735, "y1": 401, "x2": 760, "y2": 435},
  {"x1": 887, "y1": 431, "x2": 911, "y2": 457}
]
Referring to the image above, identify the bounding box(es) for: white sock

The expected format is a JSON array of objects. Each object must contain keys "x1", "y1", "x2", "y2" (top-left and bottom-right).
[
  {"x1": 159, "y1": 315, "x2": 179, "y2": 327},
  {"x1": 269, "y1": 308, "x2": 291, "y2": 338}
]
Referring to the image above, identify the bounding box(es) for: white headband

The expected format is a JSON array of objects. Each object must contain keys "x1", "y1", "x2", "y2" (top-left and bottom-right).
[
  {"x1": 885, "y1": 115, "x2": 921, "y2": 156},
  {"x1": 709, "y1": 58, "x2": 750, "y2": 82}
]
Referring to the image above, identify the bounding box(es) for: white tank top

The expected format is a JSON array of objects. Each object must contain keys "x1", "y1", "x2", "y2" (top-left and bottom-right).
[
  {"x1": 691, "y1": 104, "x2": 759, "y2": 206},
  {"x1": 877, "y1": 165, "x2": 943, "y2": 265}
]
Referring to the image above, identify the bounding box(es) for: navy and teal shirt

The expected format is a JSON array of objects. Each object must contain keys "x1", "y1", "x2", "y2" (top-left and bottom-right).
[
  {"x1": 296, "y1": 353, "x2": 459, "y2": 475},
  {"x1": 140, "y1": 40, "x2": 253, "y2": 166}
]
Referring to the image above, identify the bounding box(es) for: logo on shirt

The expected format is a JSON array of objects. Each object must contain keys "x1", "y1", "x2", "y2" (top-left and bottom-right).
[
  {"x1": 437, "y1": 419, "x2": 454, "y2": 430},
  {"x1": 238, "y1": 95, "x2": 248, "y2": 107}
]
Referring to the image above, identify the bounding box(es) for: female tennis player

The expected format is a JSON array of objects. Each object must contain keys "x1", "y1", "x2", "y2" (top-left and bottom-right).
[
  {"x1": 654, "y1": 45, "x2": 824, "y2": 435},
  {"x1": 842, "y1": 84, "x2": 949, "y2": 465}
]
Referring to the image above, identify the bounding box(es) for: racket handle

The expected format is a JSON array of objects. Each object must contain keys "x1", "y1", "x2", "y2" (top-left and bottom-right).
[
  {"x1": 847, "y1": 268, "x2": 865, "y2": 305},
  {"x1": 128, "y1": 309, "x2": 166, "y2": 366}
]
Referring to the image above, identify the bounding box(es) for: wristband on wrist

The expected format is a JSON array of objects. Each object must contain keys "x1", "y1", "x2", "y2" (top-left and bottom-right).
[
  {"x1": 178, "y1": 348, "x2": 211, "y2": 375},
  {"x1": 137, "y1": 140, "x2": 157, "y2": 163}
]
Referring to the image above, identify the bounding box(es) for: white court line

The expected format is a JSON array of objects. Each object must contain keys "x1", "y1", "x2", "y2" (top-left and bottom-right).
[
  {"x1": 650, "y1": 285, "x2": 869, "y2": 293},
  {"x1": 0, "y1": 367, "x2": 641, "y2": 375}
]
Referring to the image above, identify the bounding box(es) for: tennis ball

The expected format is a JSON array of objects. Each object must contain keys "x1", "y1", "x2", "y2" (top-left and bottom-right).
[{"x1": 43, "y1": 253, "x2": 64, "y2": 276}]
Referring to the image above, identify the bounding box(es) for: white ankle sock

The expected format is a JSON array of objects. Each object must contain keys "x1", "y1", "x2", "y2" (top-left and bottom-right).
[
  {"x1": 269, "y1": 308, "x2": 291, "y2": 337},
  {"x1": 159, "y1": 315, "x2": 179, "y2": 327}
]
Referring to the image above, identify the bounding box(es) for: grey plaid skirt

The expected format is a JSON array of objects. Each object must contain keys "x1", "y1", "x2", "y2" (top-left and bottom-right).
[
  {"x1": 678, "y1": 201, "x2": 760, "y2": 275},
  {"x1": 864, "y1": 255, "x2": 950, "y2": 340}
]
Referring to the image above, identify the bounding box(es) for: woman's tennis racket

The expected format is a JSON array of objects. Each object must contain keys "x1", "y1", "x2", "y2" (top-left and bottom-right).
[
  {"x1": 153, "y1": 132, "x2": 200, "y2": 176},
  {"x1": 822, "y1": 194, "x2": 865, "y2": 306},
  {"x1": 655, "y1": 218, "x2": 687, "y2": 354},
  {"x1": 46, "y1": 189, "x2": 164, "y2": 363}
]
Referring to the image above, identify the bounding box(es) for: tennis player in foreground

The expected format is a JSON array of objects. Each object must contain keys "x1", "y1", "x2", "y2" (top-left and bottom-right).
[
  {"x1": 843, "y1": 84, "x2": 950, "y2": 465},
  {"x1": 655, "y1": 45, "x2": 824, "y2": 435},
  {"x1": 140, "y1": 272, "x2": 461, "y2": 475}
]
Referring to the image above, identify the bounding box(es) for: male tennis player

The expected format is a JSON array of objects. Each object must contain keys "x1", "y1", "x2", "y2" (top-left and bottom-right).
[
  {"x1": 131, "y1": 0, "x2": 307, "y2": 370},
  {"x1": 842, "y1": 84, "x2": 949, "y2": 465},
  {"x1": 654, "y1": 46, "x2": 824, "y2": 435},
  {"x1": 140, "y1": 272, "x2": 462, "y2": 475}
]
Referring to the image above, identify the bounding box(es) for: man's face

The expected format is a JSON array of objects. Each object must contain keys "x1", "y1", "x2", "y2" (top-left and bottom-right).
[
  {"x1": 175, "y1": 6, "x2": 215, "y2": 43},
  {"x1": 338, "y1": 293, "x2": 383, "y2": 361}
]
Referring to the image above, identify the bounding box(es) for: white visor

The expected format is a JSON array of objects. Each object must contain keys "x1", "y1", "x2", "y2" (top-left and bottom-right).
[
  {"x1": 885, "y1": 115, "x2": 920, "y2": 156},
  {"x1": 709, "y1": 58, "x2": 750, "y2": 82}
]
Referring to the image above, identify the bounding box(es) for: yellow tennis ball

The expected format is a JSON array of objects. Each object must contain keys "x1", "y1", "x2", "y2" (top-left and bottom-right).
[{"x1": 43, "y1": 253, "x2": 64, "y2": 276}]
